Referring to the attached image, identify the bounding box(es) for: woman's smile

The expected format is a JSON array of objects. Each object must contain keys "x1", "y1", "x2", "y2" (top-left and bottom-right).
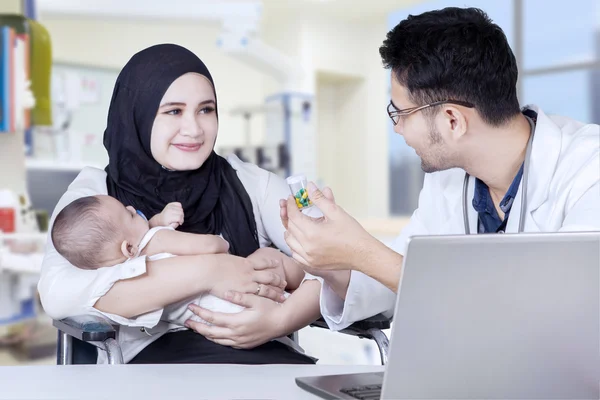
[{"x1": 172, "y1": 143, "x2": 202, "y2": 152}]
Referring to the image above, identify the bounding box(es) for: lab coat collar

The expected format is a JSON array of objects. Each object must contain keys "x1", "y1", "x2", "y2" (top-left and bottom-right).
[
  {"x1": 522, "y1": 105, "x2": 562, "y2": 212},
  {"x1": 503, "y1": 105, "x2": 561, "y2": 233}
]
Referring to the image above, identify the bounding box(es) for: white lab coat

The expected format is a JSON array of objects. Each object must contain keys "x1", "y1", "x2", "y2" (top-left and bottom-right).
[{"x1": 320, "y1": 105, "x2": 600, "y2": 331}]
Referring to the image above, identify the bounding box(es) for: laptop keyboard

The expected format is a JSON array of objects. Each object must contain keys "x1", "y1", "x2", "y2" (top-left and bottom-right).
[{"x1": 339, "y1": 384, "x2": 382, "y2": 399}]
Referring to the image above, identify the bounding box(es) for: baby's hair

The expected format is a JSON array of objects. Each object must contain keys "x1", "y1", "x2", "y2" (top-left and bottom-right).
[{"x1": 51, "y1": 196, "x2": 118, "y2": 270}]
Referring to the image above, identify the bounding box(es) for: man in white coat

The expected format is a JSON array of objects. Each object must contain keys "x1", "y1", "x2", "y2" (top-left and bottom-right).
[{"x1": 280, "y1": 7, "x2": 600, "y2": 331}]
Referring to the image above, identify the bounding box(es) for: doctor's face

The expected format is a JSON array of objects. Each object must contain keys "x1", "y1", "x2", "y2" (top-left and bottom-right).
[
  {"x1": 389, "y1": 78, "x2": 453, "y2": 173},
  {"x1": 150, "y1": 73, "x2": 218, "y2": 171}
]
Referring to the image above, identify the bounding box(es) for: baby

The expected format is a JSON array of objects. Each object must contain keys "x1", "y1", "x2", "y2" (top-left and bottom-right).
[{"x1": 50, "y1": 194, "x2": 305, "y2": 326}]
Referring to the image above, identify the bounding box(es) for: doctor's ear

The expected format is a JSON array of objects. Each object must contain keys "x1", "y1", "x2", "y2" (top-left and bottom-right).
[
  {"x1": 120, "y1": 240, "x2": 138, "y2": 258},
  {"x1": 442, "y1": 106, "x2": 468, "y2": 141}
]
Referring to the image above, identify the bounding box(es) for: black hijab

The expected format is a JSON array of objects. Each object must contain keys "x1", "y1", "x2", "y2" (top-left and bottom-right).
[{"x1": 104, "y1": 44, "x2": 259, "y2": 257}]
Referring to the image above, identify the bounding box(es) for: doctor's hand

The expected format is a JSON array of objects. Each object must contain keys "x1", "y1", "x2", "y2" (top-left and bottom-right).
[
  {"x1": 185, "y1": 292, "x2": 286, "y2": 349},
  {"x1": 279, "y1": 182, "x2": 378, "y2": 272}
]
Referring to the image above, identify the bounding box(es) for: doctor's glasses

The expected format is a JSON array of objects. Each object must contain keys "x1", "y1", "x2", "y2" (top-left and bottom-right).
[{"x1": 387, "y1": 99, "x2": 475, "y2": 126}]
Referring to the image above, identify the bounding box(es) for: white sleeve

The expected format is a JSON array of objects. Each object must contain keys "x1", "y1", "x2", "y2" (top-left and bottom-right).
[
  {"x1": 255, "y1": 170, "x2": 294, "y2": 256},
  {"x1": 560, "y1": 182, "x2": 600, "y2": 232},
  {"x1": 36, "y1": 168, "x2": 161, "y2": 328},
  {"x1": 321, "y1": 271, "x2": 396, "y2": 331},
  {"x1": 558, "y1": 150, "x2": 600, "y2": 231},
  {"x1": 319, "y1": 173, "x2": 438, "y2": 330}
]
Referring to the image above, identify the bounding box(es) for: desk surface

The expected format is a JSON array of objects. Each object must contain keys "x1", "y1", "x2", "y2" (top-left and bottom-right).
[{"x1": 0, "y1": 364, "x2": 383, "y2": 399}]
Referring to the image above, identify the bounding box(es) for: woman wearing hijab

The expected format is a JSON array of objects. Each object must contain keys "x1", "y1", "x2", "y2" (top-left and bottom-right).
[{"x1": 38, "y1": 44, "x2": 322, "y2": 364}]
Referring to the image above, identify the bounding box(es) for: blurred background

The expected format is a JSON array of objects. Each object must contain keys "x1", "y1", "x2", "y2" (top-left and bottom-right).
[{"x1": 0, "y1": 0, "x2": 598, "y2": 366}]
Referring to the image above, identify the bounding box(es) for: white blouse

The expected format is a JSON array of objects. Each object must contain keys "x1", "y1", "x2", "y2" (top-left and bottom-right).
[{"x1": 37, "y1": 154, "x2": 319, "y2": 363}]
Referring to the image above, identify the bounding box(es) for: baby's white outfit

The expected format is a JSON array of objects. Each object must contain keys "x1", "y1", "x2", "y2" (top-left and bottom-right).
[{"x1": 138, "y1": 226, "x2": 243, "y2": 325}]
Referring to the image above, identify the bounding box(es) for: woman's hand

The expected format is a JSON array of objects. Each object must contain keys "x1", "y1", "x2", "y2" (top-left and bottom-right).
[
  {"x1": 209, "y1": 255, "x2": 287, "y2": 303},
  {"x1": 185, "y1": 291, "x2": 285, "y2": 349}
]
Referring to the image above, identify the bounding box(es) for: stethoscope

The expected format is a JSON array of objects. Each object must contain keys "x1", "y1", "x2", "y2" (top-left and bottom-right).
[{"x1": 462, "y1": 115, "x2": 536, "y2": 234}]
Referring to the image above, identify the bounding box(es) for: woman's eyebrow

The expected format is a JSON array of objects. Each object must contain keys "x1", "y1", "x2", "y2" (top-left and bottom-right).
[
  {"x1": 160, "y1": 102, "x2": 186, "y2": 108},
  {"x1": 159, "y1": 100, "x2": 215, "y2": 108}
]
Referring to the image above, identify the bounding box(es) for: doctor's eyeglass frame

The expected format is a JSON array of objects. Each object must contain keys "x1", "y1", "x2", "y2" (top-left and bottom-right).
[{"x1": 387, "y1": 99, "x2": 475, "y2": 126}]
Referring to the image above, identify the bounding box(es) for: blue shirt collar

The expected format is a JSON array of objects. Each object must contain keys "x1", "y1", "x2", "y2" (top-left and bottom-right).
[{"x1": 472, "y1": 163, "x2": 524, "y2": 215}]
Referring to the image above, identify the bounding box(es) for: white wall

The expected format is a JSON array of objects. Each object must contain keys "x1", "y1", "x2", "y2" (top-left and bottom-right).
[
  {"x1": 315, "y1": 80, "x2": 337, "y2": 194},
  {"x1": 301, "y1": 15, "x2": 369, "y2": 79},
  {"x1": 39, "y1": 16, "x2": 273, "y2": 149},
  {"x1": 0, "y1": 0, "x2": 20, "y2": 14},
  {"x1": 363, "y1": 22, "x2": 391, "y2": 219},
  {"x1": 276, "y1": 14, "x2": 390, "y2": 217},
  {"x1": 316, "y1": 77, "x2": 363, "y2": 213}
]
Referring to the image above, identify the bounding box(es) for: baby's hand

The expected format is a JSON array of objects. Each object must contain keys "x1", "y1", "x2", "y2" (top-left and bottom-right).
[{"x1": 151, "y1": 202, "x2": 184, "y2": 229}]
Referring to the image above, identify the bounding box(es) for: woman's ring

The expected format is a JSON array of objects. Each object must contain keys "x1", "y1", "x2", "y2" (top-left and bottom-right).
[{"x1": 255, "y1": 284, "x2": 262, "y2": 295}]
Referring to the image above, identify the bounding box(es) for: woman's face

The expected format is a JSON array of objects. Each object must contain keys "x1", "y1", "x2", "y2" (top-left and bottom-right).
[{"x1": 150, "y1": 72, "x2": 218, "y2": 171}]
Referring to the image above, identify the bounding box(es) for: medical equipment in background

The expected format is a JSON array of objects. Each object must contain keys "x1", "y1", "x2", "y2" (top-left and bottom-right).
[
  {"x1": 0, "y1": 3, "x2": 53, "y2": 349},
  {"x1": 265, "y1": 93, "x2": 316, "y2": 180},
  {"x1": 219, "y1": 93, "x2": 316, "y2": 180},
  {"x1": 218, "y1": 104, "x2": 289, "y2": 177},
  {"x1": 218, "y1": 141, "x2": 290, "y2": 178},
  {"x1": 0, "y1": 232, "x2": 46, "y2": 330},
  {"x1": 218, "y1": 103, "x2": 288, "y2": 177}
]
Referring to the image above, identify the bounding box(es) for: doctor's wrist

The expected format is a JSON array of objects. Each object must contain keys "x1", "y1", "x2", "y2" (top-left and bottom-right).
[
  {"x1": 320, "y1": 270, "x2": 351, "y2": 300},
  {"x1": 352, "y1": 235, "x2": 386, "y2": 273},
  {"x1": 356, "y1": 240, "x2": 403, "y2": 292}
]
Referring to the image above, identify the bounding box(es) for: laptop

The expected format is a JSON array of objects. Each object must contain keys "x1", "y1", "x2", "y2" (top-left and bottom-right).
[{"x1": 296, "y1": 232, "x2": 600, "y2": 399}]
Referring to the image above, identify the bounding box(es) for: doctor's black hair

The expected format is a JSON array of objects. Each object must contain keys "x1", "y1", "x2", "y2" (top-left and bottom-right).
[{"x1": 380, "y1": 7, "x2": 521, "y2": 126}]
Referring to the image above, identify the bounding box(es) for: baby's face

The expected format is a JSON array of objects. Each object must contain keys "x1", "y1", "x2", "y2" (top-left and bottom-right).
[{"x1": 95, "y1": 195, "x2": 149, "y2": 246}]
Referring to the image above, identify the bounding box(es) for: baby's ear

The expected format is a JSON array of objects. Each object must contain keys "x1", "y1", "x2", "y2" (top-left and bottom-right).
[{"x1": 120, "y1": 240, "x2": 138, "y2": 258}]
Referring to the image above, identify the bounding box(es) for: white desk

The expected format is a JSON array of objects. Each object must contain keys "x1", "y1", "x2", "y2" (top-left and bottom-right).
[{"x1": 0, "y1": 364, "x2": 383, "y2": 399}]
